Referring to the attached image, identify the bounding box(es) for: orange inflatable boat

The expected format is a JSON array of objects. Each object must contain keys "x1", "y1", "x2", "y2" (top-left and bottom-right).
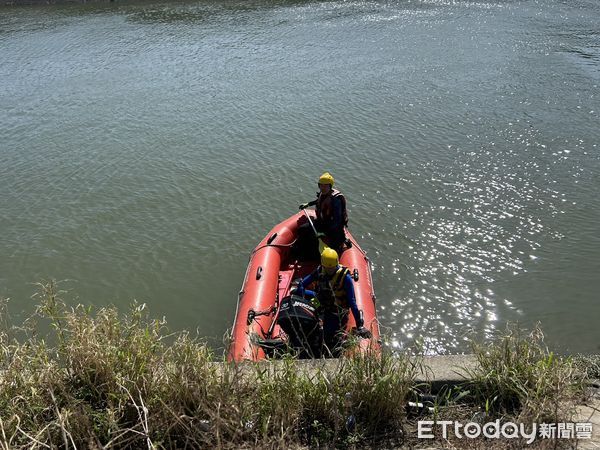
[{"x1": 228, "y1": 211, "x2": 380, "y2": 362}]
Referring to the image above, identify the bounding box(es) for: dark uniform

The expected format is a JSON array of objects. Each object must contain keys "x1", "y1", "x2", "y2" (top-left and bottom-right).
[{"x1": 296, "y1": 264, "x2": 362, "y2": 353}]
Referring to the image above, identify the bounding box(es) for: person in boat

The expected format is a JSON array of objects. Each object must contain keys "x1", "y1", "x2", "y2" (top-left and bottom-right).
[
  {"x1": 297, "y1": 172, "x2": 349, "y2": 258},
  {"x1": 294, "y1": 247, "x2": 370, "y2": 354}
]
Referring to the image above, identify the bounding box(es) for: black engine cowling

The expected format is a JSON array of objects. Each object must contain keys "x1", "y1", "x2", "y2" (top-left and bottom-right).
[{"x1": 277, "y1": 294, "x2": 323, "y2": 358}]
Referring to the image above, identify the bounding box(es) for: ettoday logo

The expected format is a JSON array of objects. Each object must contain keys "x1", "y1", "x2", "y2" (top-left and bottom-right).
[{"x1": 417, "y1": 420, "x2": 593, "y2": 443}]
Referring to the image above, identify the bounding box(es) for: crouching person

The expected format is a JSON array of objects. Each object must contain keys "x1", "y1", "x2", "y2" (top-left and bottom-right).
[{"x1": 295, "y1": 247, "x2": 370, "y2": 355}]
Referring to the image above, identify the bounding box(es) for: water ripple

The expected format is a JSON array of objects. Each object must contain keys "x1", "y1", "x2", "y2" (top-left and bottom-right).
[{"x1": 1, "y1": 0, "x2": 599, "y2": 353}]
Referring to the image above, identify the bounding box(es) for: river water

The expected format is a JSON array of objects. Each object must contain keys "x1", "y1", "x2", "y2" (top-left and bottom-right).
[{"x1": 1, "y1": 0, "x2": 599, "y2": 354}]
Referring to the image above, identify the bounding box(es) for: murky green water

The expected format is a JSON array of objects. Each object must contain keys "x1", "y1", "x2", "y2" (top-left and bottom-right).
[{"x1": 1, "y1": 0, "x2": 599, "y2": 354}]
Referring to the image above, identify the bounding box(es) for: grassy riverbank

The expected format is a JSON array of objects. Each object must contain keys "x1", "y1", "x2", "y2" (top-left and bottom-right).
[{"x1": 0, "y1": 282, "x2": 592, "y2": 448}]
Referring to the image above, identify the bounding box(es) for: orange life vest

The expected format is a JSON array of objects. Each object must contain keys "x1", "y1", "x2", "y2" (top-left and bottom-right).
[{"x1": 316, "y1": 189, "x2": 348, "y2": 227}]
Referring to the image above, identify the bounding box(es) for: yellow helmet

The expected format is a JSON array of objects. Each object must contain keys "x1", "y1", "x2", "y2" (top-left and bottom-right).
[
  {"x1": 321, "y1": 247, "x2": 339, "y2": 268},
  {"x1": 318, "y1": 172, "x2": 334, "y2": 187}
]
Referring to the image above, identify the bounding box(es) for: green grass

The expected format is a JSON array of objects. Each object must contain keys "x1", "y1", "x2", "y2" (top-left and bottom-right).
[
  {"x1": 0, "y1": 282, "x2": 591, "y2": 449},
  {"x1": 463, "y1": 324, "x2": 585, "y2": 424},
  {"x1": 0, "y1": 281, "x2": 421, "y2": 449}
]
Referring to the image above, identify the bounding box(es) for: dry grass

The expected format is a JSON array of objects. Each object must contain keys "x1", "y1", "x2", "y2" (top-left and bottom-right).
[
  {"x1": 463, "y1": 324, "x2": 584, "y2": 424},
  {"x1": 0, "y1": 282, "x2": 590, "y2": 449},
  {"x1": 0, "y1": 281, "x2": 421, "y2": 449}
]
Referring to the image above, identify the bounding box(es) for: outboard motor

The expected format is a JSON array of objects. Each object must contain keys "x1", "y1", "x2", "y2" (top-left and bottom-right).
[{"x1": 277, "y1": 294, "x2": 323, "y2": 358}]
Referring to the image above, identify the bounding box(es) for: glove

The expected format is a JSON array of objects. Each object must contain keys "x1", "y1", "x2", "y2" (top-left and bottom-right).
[
  {"x1": 299, "y1": 203, "x2": 309, "y2": 210},
  {"x1": 292, "y1": 284, "x2": 305, "y2": 296},
  {"x1": 355, "y1": 326, "x2": 372, "y2": 339},
  {"x1": 309, "y1": 296, "x2": 321, "y2": 309}
]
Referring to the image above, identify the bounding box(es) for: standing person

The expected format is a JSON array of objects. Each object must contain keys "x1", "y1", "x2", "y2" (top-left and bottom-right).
[
  {"x1": 298, "y1": 172, "x2": 348, "y2": 257},
  {"x1": 295, "y1": 248, "x2": 370, "y2": 354}
]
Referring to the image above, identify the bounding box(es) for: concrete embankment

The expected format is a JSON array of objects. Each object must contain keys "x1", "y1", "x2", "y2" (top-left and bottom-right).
[
  {"x1": 577, "y1": 391, "x2": 600, "y2": 449},
  {"x1": 421, "y1": 355, "x2": 599, "y2": 449},
  {"x1": 228, "y1": 354, "x2": 600, "y2": 447},
  {"x1": 409, "y1": 355, "x2": 599, "y2": 447},
  {"x1": 256, "y1": 354, "x2": 479, "y2": 393}
]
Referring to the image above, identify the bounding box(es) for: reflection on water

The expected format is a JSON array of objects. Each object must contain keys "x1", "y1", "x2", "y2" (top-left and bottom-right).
[
  {"x1": 128, "y1": 7, "x2": 215, "y2": 24},
  {"x1": 387, "y1": 131, "x2": 564, "y2": 352},
  {"x1": 1, "y1": 0, "x2": 599, "y2": 354},
  {"x1": 373, "y1": 113, "x2": 599, "y2": 353}
]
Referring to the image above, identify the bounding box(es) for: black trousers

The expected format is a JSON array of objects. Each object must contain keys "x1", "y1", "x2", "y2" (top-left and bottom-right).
[
  {"x1": 294, "y1": 220, "x2": 345, "y2": 260},
  {"x1": 322, "y1": 306, "x2": 349, "y2": 356}
]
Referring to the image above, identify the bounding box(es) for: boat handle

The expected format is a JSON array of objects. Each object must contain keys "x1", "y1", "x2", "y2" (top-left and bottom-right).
[
  {"x1": 267, "y1": 233, "x2": 278, "y2": 245},
  {"x1": 353, "y1": 268, "x2": 359, "y2": 281},
  {"x1": 256, "y1": 266, "x2": 263, "y2": 280},
  {"x1": 247, "y1": 309, "x2": 256, "y2": 325}
]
